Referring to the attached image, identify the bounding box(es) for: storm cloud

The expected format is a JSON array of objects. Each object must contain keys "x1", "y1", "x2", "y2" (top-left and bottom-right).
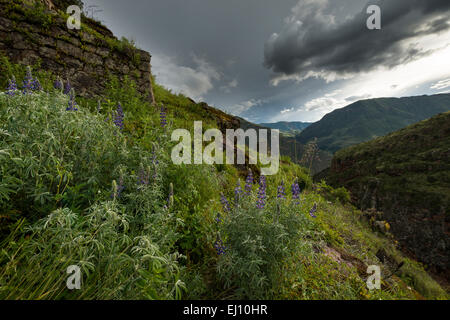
[{"x1": 264, "y1": 0, "x2": 450, "y2": 84}]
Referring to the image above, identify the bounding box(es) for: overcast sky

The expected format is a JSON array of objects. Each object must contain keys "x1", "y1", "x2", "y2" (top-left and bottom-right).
[{"x1": 82, "y1": 0, "x2": 450, "y2": 123}]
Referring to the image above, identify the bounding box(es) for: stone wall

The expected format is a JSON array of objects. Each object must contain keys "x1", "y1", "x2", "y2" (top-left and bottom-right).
[{"x1": 0, "y1": 0, "x2": 155, "y2": 103}]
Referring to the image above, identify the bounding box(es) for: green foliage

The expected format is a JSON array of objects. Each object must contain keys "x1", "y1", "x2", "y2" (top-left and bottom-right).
[
  {"x1": 215, "y1": 181, "x2": 323, "y2": 299},
  {"x1": 0, "y1": 60, "x2": 446, "y2": 300}
]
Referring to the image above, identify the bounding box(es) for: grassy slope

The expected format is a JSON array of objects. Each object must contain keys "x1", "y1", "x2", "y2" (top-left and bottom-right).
[
  {"x1": 297, "y1": 95, "x2": 450, "y2": 153},
  {"x1": 326, "y1": 112, "x2": 450, "y2": 285},
  {"x1": 0, "y1": 62, "x2": 447, "y2": 299}
]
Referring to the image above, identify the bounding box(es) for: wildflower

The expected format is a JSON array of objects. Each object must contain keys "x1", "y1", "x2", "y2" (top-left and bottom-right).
[
  {"x1": 31, "y1": 77, "x2": 42, "y2": 91},
  {"x1": 220, "y1": 193, "x2": 231, "y2": 213},
  {"x1": 113, "y1": 102, "x2": 124, "y2": 131},
  {"x1": 214, "y1": 236, "x2": 226, "y2": 255},
  {"x1": 309, "y1": 203, "x2": 317, "y2": 218},
  {"x1": 6, "y1": 76, "x2": 18, "y2": 96},
  {"x1": 54, "y1": 77, "x2": 63, "y2": 90},
  {"x1": 244, "y1": 169, "x2": 253, "y2": 195},
  {"x1": 291, "y1": 179, "x2": 301, "y2": 205},
  {"x1": 111, "y1": 178, "x2": 125, "y2": 199},
  {"x1": 63, "y1": 79, "x2": 72, "y2": 95},
  {"x1": 256, "y1": 175, "x2": 267, "y2": 209},
  {"x1": 277, "y1": 180, "x2": 286, "y2": 200},
  {"x1": 137, "y1": 167, "x2": 149, "y2": 185},
  {"x1": 160, "y1": 105, "x2": 167, "y2": 127},
  {"x1": 215, "y1": 212, "x2": 222, "y2": 223},
  {"x1": 66, "y1": 89, "x2": 78, "y2": 111},
  {"x1": 22, "y1": 67, "x2": 33, "y2": 94},
  {"x1": 234, "y1": 179, "x2": 242, "y2": 203}
]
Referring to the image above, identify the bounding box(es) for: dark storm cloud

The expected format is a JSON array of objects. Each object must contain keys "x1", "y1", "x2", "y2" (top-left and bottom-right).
[{"x1": 264, "y1": 0, "x2": 450, "y2": 81}]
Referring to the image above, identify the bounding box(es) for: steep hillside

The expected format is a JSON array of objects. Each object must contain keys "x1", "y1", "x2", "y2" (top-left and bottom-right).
[
  {"x1": 260, "y1": 121, "x2": 312, "y2": 135},
  {"x1": 297, "y1": 94, "x2": 450, "y2": 153},
  {"x1": 327, "y1": 112, "x2": 450, "y2": 282},
  {"x1": 0, "y1": 1, "x2": 447, "y2": 301}
]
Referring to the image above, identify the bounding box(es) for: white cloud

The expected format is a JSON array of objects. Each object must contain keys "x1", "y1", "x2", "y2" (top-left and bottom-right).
[
  {"x1": 431, "y1": 78, "x2": 450, "y2": 90},
  {"x1": 152, "y1": 54, "x2": 221, "y2": 101},
  {"x1": 229, "y1": 99, "x2": 263, "y2": 116},
  {"x1": 280, "y1": 107, "x2": 294, "y2": 114},
  {"x1": 220, "y1": 79, "x2": 239, "y2": 93}
]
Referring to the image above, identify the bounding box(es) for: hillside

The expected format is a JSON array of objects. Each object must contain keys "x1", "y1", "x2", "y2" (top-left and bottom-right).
[
  {"x1": 326, "y1": 112, "x2": 450, "y2": 283},
  {"x1": 297, "y1": 94, "x2": 450, "y2": 153},
  {"x1": 0, "y1": 0, "x2": 447, "y2": 301},
  {"x1": 260, "y1": 121, "x2": 312, "y2": 135}
]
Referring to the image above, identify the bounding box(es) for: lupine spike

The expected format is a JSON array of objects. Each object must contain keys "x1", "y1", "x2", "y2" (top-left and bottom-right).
[
  {"x1": 244, "y1": 169, "x2": 253, "y2": 195},
  {"x1": 214, "y1": 235, "x2": 226, "y2": 255},
  {"x1": 220, "y1": 193, "x2": 231, "y2": 212},
  {"x1": 160, "y1": 104, "x2": 167, "y2": 128},
  {"x1": 22, "y1": 66, "x2": 33, "y2": 94},
  {"x1": 291, "y1": 178, "x2": 301, "y2": 205},
  {"x1": 309, "y1": 203, "x2": 318, "y2": 218},
  {"x1": 256, "y1": 175, "x2": 267, "y2": 209},
  {"x1": 277, "y1": 180, "x2": 286, "y2": 200},
  {"x1": 6, "y1": 76, "x2": 18, "y2": 96},
  {"x1": 63, "y1": 78, "x2": 72, "y2": 95},
  {"x1": 113, "y1": 102, "x2": 124, "y2": 131},
  {"x1": 54, "y1": 76, "x2": 63, "y2": 91},
  {"x1": 66, "y1": 88, "x2": 78, "y2": 111}
]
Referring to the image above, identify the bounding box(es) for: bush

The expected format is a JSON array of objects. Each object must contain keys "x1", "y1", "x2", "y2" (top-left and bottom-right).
[{"x1": 215, "y1": 177, "x2": 322, "y2": 299}]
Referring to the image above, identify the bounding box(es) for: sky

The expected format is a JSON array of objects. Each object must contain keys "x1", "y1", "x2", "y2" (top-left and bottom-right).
[{"x1": 82, "y1": 0, "x2": 450, "y2": 123}]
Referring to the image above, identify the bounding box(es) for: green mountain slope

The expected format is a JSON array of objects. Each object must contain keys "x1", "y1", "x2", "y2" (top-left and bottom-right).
[
  {"x1": 297, "y1": 94, "x2": 450, "y2": 153},
  {"x1": 326, "y1": 112, "x2": 450, "y2": 283},
  {"x1": 260, "y1": 121, "x2": 312, "y2": 135}
]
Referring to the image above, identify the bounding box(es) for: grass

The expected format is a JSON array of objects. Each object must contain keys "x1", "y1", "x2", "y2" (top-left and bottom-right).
[{"x1": 0, "y1": 58, "x2": 447, "y2": 300}]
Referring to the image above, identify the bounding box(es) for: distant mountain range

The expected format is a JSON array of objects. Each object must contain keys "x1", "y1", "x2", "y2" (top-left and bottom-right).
[
  {"x1": 259, "y1": 121, "x2": 312, "y2": 135},
  {"x1": 324, "y1": 111, "x2": 450, "y2": 280},
  {"x1": 297, "y1": 93, "x2": 450, "y2": 153}
]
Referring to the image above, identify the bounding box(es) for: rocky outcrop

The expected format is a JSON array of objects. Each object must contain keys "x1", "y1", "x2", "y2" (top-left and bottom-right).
[
  {"x1": 0, "y1": 0, "x2": 155, "y2": 103},
  {"x1": 327, "y1": 112, "x2": 450, "y2": 280}
]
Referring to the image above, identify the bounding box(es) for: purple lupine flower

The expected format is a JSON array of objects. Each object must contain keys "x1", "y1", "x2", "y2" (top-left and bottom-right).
[
  {"x1": 54, "y1": 77, "x2": 63, "y2": 90},
  {"x1": 309, "y1": 203, "x2": 317, "y2": 218},
  {"x1": 214, "y1": 237, "x2": 226, "y2": 255},
  {"x1": 160, "y1": 105, "x2": 167, "y2": 128},
  {"x1": 6, "y1": 76, "x2": 18, "y2": 96},
  {"x1": 63, "y1": 79, "x2": 72, "y2": 95},
  {"x1": 291, "y1": 179, "x2": 301, "y2": 205},
  {"x1": 277, "y1": 181, "x2": 286, "y2": 200},
  {"x1": 22, "y1": 67, "x2": 33, "y2": 94},
  {"x1": 66, "y1": 89, "x2": 78, "y2": 111},
  {"x1": 215, "y1": 212, "x2": 222, "y2": 223},
  {"x1": 220, "y1": 193, "x2": 231, "y2": 212},
  {"x1": 234, "y1": 179, "x2": 242, "y2": 203},
  {"x1": 111, "y1": 178, "x2": 125, "y2": 199},
  {"x1": 256, "y1": 175, "x2": 267, "y2": 209},
  {"x1": 244, "y1": 170, "x2": 253, "y2": 195},
  {"x1": 137, "y1": 168, "x2": 149, "y2": 185},
  {"x1": 31, "y1": 77, "x2": 42, "y2": 91},
  {"x1": 113, "y1": 102, "x2": 124, "y2": 131}
]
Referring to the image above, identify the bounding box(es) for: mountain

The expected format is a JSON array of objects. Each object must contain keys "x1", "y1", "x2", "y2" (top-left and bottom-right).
[
  {"x1": 0, "y1": 0, "x2": 447, "y2": 300},
  {"x1": 297, "y1": 94, "x2": 450, "y2": 153},
  {"x1": 237, "y1": 117, "x2": 332, "y2": 174},
  {"x1": 259, "y1": 121, "x2": 312, "y2": 135},
  {"x1": 325, "y1": 112, "x2": 450, "y2": 282}
]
